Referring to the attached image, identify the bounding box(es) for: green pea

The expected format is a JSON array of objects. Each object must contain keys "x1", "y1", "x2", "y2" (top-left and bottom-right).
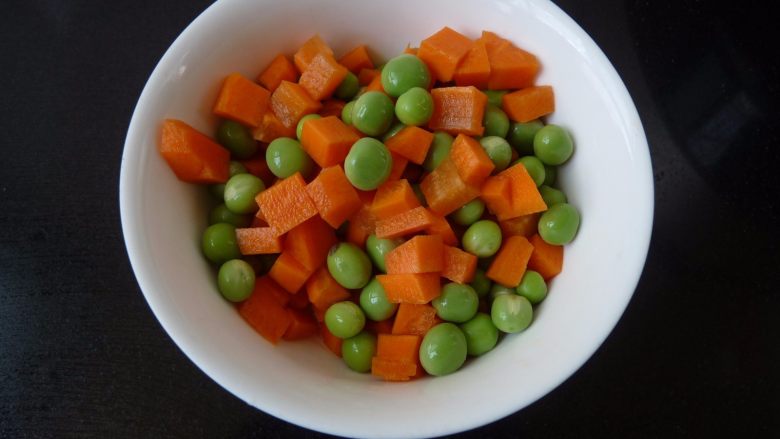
[
  {"x1": 462, "y1": 220, "x2": 502, "y2": 258},
  {"x1": 450, "y1": 199, "x2": 485, "y2": 226},
  {"x1": 483, "y1": 105, "x2": 510, "y2": 138},
  {"x1": 395, "y1": 87, "x2": 433, "y2": 126},
  {"x1": 217, "y1": 259, "x2": 255, "y2": 302},
  {"x1": 516, "y1": 270, "x2": 548, "y2": 304},
  {"x1": 296, "y1": 114, "x2": 321, "y2": 140},
  {"x1": 469, "y1": 269, "x2": 492, "y2": 298},
  {"x1": 489, "y1": 283, "x2": 515, "y2": 302},
  {"x1": 229, "y1": 160, "x2": 248, "y2": 176},
  {"x1": 459, "y1": 313, "x2": 499, "y2": 356},
  {"x1": 419, "y1": 323, "x2": 467, "y2": 376},
  {"x1": 342, "y1": 331, "x2": 376, "y2": 373},
  {"x1": 412, "y1": 183, "x2": 427, "y2": 206},
  {"x1": 422, "y1": 131, "x2": 453, "y2": 171},
  {"x1": 209, "y1": 161, "x2": 247, "y2": 200},
  {"x1": 344, "y1": 137, "x2": 392, "y2": 190},
  {"x1": 224, "y1": 173, "x2": 265, "y2": 214},
  {"x1": 491, "y1": 294, "x2": 533, "y2": 333},
  {"x1": 334, "y1": 71, "x2": 360, "y2": 100},
  {"x1": 359, "y1": 278, "x2": 398, "y2": 321},
  {"x1": 543, "y1": 164, "x2": 557, "y2": 186},
  {"x1": 327, "y1": 242, "x2": 372, "y2": 289},
  {"x1": 533, "y1": 124, "x2": 574, "y2": 165},
  {"x1": 381, "y1": 54, "x2": 431, "y2": 97},
  {"x1": 517, "y1": 156, "x2": 546, "y2": 187},
  {"x1": 352, "y1": 91, "x2": 394, "y2": 136},
  {"x1": 539, "y1": 185, "x2": 567, "y2": 207},
  {"x1": 479, "y1": 136, "x2": 512, "y2": 171},
  {"x1": 342, "y1": 101, "x2": 355, "y2": 125},
  {"x1": 209, "y1": 204, "x2": 251, "y2": 228},
  {"x1": 201, "y1": 223, "x2": 241, "y2": 264},
  {"x1": 382, "y1": 121, "x2": 406, "y2": 142},
  {"x1": 325, "y1": 301, "x2": 366, "y2": 339},
  {"x1": 365, "y1": 234, "x2": 401, "y2": 273},
  {"x1": 483, "y1": 90, "x2": 507, "y2": 107},
  {"x1": 508, "y1": 120, "x2": 544, "y2": 156},
  {"x1": 433, "y1": 283, "x2": 479, "y2": 323},
  {"x1": 266, "y1": 137, "x2": 314, "y2": 179},
  {"x1": 538, "y1": 203, "x2": 580, "y2": 245},
  {"x1": 216, "y1": 120, "x2": 257, "y2": 159}
]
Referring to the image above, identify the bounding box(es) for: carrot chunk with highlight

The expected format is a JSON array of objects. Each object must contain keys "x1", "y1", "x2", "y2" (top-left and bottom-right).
[
  {"x1": 453, "y1": 39, "x2": 490, "y2": 88},
  {"x1": 159, "y1": 119, "x2": 230, "y2": 184},
  {"x1": 299, "y1": 53, "x2": 349, "y2": 101},
  {"x1": 502, "y1": 85, "x2": 555, "y2": 123},
  {"x1": 338, "y1": 45, "x2": 374, "y2": 73},
  {"x1": 293, "y1": 35, "x2": 334, "y2": 72},
  {"x1": 236, "y1": 227, "x2": 283, "y2": 255},
  {"x1": 213, "y1": 73, "x2": 271, "y2": 128},
  {"x1": 257, "y1": 54, "x2": 299, "y2": 92},
  {"x1": 425, "y1": 213, "x2": 458, "y2": 246},
  {"x1": 306, "y1": 165, "x2": 362, "y2": 228},
  {"x1": 251, "y1": 110, "x2": 296, "y2": 143},
  {"x1": 270, "y1": 80, "x2": 322, "y2": 129},
  {"x1": 371, "y1": 179, "x2": 421, "y2": 220},
  {"x1": 487, "y1": 44, "x2": 539, "y2": 90},
  {"x1": 365, "y1": 73, "x2": 384, "y2": 92},
  {"x1": 385, "y1": 235, "x2": 444, "y2": 274},
  {"x1": 428, "y1": 86, "x2": 487, "y2": 136},
  {"x1": 256, "y1": 172, "x2": 318, "y2": 234},
  {"x1": 300, "y1": 116, "x2": 360, "y2": 167},
  {"x1": 527, "y1": 234, "x2": 564, "y2": 280},
  {"x1": 480, "y1": 175, "x2": 513, "y2": 217},
  {"x1": 384, "y1": 126, "x2": 434, "y2": 165},
  {"x1": 372, "y1": 333, "x2": 424, "y2": 380},
  {"x1": 284, "y1": 216, "x2": 338, "y2": 271},
  {"x1": 391, "y1": 303, "x2": 438, "y2": 335},
  {"x1": 374, "y1": 206, "x2": 434, "y2": 239},
  {"x1": 496, "y1": 162, "x2": 548, "y2": 220},
  {"x1": 376, "y1": 273, "x2": 441, "y2": 304},
  {"x1": 269, "y1": 251, "x2": 314, "y2": 293},
  {"x1": 371, "y1": 357, "x2": 417, "y2": 381},
  {"x1": 442, "y1": 245, "x2": 478, "y2": 284},
  {"x1": 306, "y1": 266, "x2": 350, "y2": 310},
  {"x1": 238, "y1": 276, "x2": 293, "y2": 345},
  {"x1": 486, "y1": 235, "x2": 535, "y2": 287},
  {"x1": 499, "y1": 213, "x2": 540, "y2": 238},
  {"x1": 346, "y1": 191, "x2": 377, "y2": 247},
  {"x1": 417, "y1": 27, "x2": 474, "y2": 82},
  {"x1": 283, "y1": 308, "x2": 319, "y2": 340},
  {"x1": 449, "y1": 134, "x2": 495, "y2": 186},
  {"x1": 420, "y1": 158, "x2": 480, "y2": 216}
]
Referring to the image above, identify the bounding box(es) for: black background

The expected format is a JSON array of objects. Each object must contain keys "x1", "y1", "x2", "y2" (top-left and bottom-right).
[{"x1": 1, "y1": 1, "x2": 778, "y2": 437}]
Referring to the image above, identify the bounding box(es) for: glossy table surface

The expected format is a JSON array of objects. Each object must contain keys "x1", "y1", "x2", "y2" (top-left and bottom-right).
[{"x1": 1, "y1": 0, "x2": 777, "y2": 437}]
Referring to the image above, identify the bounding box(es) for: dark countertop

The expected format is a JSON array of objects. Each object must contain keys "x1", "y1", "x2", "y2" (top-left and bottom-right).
[{"x1": 1, "y1": 1, "x2": 777, "y2": 437}]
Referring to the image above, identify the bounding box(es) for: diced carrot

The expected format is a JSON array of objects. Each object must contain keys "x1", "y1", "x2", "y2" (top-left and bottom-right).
[
  {"x1": 385, "y1": 235, "x2": 444, "y2": 274},
  {"x1": 159, "y1": 119, "x2": 230, "y2": 183},
  {"x1": 480, "y1": 175, "x2": 513, "y2": 217},
  {"x1": 256, "y1": 172, "x2": 318, "y2": 234},
  {"x1": 238, "y1": 276, "x2": 293, "y2": 345},
  {"x1": 366, "y1": 318, "x2": 395, "y2": 335},
  {"x1": 499, "y1": 213, "x2": 540, "y2": 238},
  {"x1": 346, "y1": 192, "x2": 377, "y2": 247},
  {"x1": 357, "y1": 68, "x2": 380, "y2": 86},
  {"x1": 375, "y1": 333, "x2": 423, "y2": 378},
  {"x1": 371, "y1": 357, "x2": 417, "y2": 381},
  {"x1": 284, "y1": 216, "x2": 337, "y2": 271},
  {"x1": 453, "y1": 39, "x2": 490, "y2": 88},
  {"x1": 417, "y1": 27, "x2": 474, "y2": 82},
  {"x1": 306, "y1": 266, "x2": 350, "y2": 310},
  {"x1": 420, "y1": 158, "x2": 480, "y2": 216},
  {"x1": 313, "y1": 304, "x2": 326, "y2": 322},
  {"x1": 377, "y1": 273, "x2": 441, "y2": 304},
  {"x1": 293, "y1": 35, "x2": 334, "y2": 72},
  {"x1": 486, "y1": 235, "x2": 535, "y2": 287},
  {"x1": 449, "y1": 134, "x2": 495, "y2": 186},
  {"x1": 496, "y1": 162, "x2": 548, "y2": 220},
  {"x1": 257, "y1": 54, "x2": 299, "y2": 92},
  {"x1": 239, "y1": 156, "x2": 275, "y2": 186},
  {"x1": 268, "y1": 251, "x2": 314, "y2": 293},
  {"x1": 251, "y1": 110, "x2": 296, "y2": 143},
  {"x1": 479, "y1": 30, "x2": 511, "y2": 56},
  {"x1": 320, "y1": 324, "x2": 343, "y2": 357},
  {"x1": 442, "y1": 245, "x2": 478, "y2": 284},
  {"x1": 283, "y1": 308, "x2": 319, "y2": 340},
  {"x1": 387, "y1": 153, "x2": 409, "y2": 182},
  {"x1": 250, "y1": 216, "x2": 268, "y2": 228},
  {"x1": 213, "y1": 73, "x2": 270, "y2": 128},
  {"x1": 306, "y1": 165, "x2": 362, "y2": 228},
  {"x1": 384, "y1": 126, "x2": 434, "y2": 165},
  {"x1": 235, "y1": 227, "x2": 283, "y2": 255},
  {"x1": 338, "y1": 45, "x2": 375, "y2": 73},
  {"x1": 403, "y1": 44, "x2": 418, "y2": 55},
  {"x1": 374, "y1": 206, "x2": 434, "y2": 239},
  {"x1": 365, "y1": 73, "x2": 384, "y2": 92},
  {"x1": 391, "y1": 303, "x2": 438, "y2": 335},
  {"x1": 428, "y1": 86, "x2": 487, "y2": 136},
  {"x1": 487, "y1": 44, "x2": 539, "y2": 90},
  {"x1": 502, "y1": 85, "x2": 555, "y2": 123},
  {"x1": 288, "y1": 289, "x2": 310, "y2": 309},
  {"x1": 319, "y1": 99, "x2": 346, "y2": 118},
  {"x1": 298, "y1": 53, "x2": 349, "y2": 101},
  {"x1": 527, "y1": 234, "x2": 564, "y2": 280},
  {"x1": 270, "y1": 80, "x2": 322, "y2": 129},
  {"x1": 425, "y1": 213, "x2": 458, "y2": 246},
  {"x1": 371, "y1": 179, "x2": 421, "y2": 220},
  {"x1": 300, "y1": 116, "x2": 360, "y2": 167}
]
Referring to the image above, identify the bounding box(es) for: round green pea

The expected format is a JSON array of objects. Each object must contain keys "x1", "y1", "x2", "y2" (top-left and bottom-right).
[
  {"x1": 352, "y1": 91, "x2": 394, "y2": 136},
  {"x1": 201, "y1": 223, "x2": 241, "y2": 264},
  {"x1": 334, "y1": 71, "x2": 360, "y2": 100},
  {"x1": 543, "y1": 164, "x2": 557, "y2": 186},
  {"x1": 224, "y1": 173, "x2": 265, "y2": 214},
  {"x1": 266, "y1": 137, "x2": 314, "y2": 179},
  {"x1": 342, "y1": 101, "x2": 355, "y2": 125},
  {"x1": 229, "y1": 160, "x2": 248, "y2": 176},
  {"x1": 459, "y1": 313, "x2": 499, "y2": 356},
  {"x1": 209, "y1": 204, "x2": 251, "y2": 228},
  {"x1": 533, "y1": 124, "x2": 574, "y2": 165},
  {"x1": 359, "y1": 278, "x2": 398, "y2": 322},
  {"x1": 342, "y1": 331, "x2": 376, "y2": 373},
  {"x1": 325, "y1": 301, "x2": 366, "y2": 339},
  {"x1": 217, "y1": 259, "x2": 255, "y2": 302},
  {"x1": 491, "y1": 294, "x2": 533, "y2": 333},
  {"x1": 483, "y1": 105, "x2": 510, "y2": 138},
  {"x1": 432, "y1": 283, "x2": 479, "y2": 323},
  {"x1": 422, "y1": 131, "x2": 453, "y2": 171},
  {"x1": 462, "y1": 220, "x2": 502, "y2": 258},
  {"x1": 216, "y1": 120, "x2": 257, "y2": 159},
  {"x1": 508, "y1": 120, "x2": 544, "y2": 156},
  {"x1": 344, "y1": 137, "x2": 392, "y2": 190},
  {"x1": 538, "y1": 203, "x2": 580, "y2": 245},
  {"x1": 489, "y1": 283, "x2": 515, "y2": 302},
  {"x1": 539, "y1": 185, "x2": 567, "y2": 207},
  {"x1": 419, "y1": 323, "x2": 468, "y2": 376},
  {"x1": 483, "y1": 90, "x2": 507, "y2": 107},
  {"x1": 296, "y1": 114, "x2": 321, "y2": 140},
  {"x1": 365, "y1": 234, "x2": 401, "y2": 273},
  {"x1": 479, "y1": 136, "x2": 512, "y2": 171},
  {"x1": 382, "y1": 121, "x2": 406, "y2": 142},
  {"x1": 381, "y1": 54, "x2": 431, "y2": 98},
  {"x1": 395, "y1": 87, "x2": 433, "y2": 126},
  {"x1": 327, "y1": 242, "x2": 372, "y2": 289},
  {"x1": 516, "y1": 270, "x2": 548, "y2": 304},
  {"x1": 451, "y1": 199, "x2": 485, "y2": 226},
  {"x1": 517, "y1": 156, "x2": 546, "y2": 187},
  {"x1": 469, "y1": 269, "x2": 492, "y2": 297},
  {"x1": 209, "y1": 161, "x2": 248, "y2": 200}
]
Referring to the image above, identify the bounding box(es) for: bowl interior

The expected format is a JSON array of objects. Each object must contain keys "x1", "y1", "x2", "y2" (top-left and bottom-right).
[{"x1": 120, "y1": 0, "x2": 653, "y2": 437}]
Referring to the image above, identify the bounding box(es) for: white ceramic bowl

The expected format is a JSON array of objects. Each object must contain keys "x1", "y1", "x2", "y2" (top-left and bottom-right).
[{"x1": 120, "y1": 0, "x2": 653, "y2": 437}]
